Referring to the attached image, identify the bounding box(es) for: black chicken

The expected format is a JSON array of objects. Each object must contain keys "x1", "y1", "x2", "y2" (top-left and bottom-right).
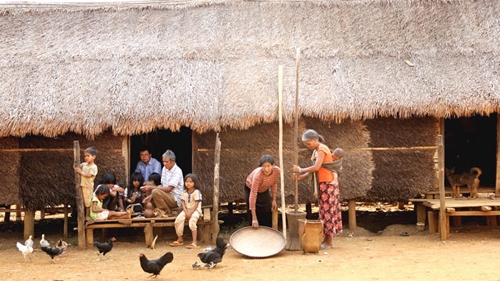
[
  {"x1": 41, "y1": 240, "x2": 68, "y2": 263},
  {"x1": 93, "y1": 237, "x2": 116, "y2": 256},
  {"x1": 197, "y1": 236, "x2": 227, "y2": 269},
  {"x1": 139, "y1": 252, "x2": 174, "y2": 278}
]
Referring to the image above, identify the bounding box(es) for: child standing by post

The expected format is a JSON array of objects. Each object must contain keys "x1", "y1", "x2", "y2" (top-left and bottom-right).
[
  {"x1": 90, "y1": 185, "x2": 132, "y2": 220},
  {"x1": 74, "y1": 147, "x2": 98, "y2": 217},
  {"x1": 170, "y1": 173, "x2": 202, "y2": 249}
]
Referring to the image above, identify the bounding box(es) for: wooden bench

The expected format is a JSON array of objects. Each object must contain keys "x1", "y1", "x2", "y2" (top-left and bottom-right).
[
  {"x1": 423, "y1": 187, "x2": 494, "y2": 199},
  {"x1": 410, "y1": 197, "x2": 500, "y2": 239},
  {"x1": 85, "y1": 206, "x2": 223, "y2": 248}
]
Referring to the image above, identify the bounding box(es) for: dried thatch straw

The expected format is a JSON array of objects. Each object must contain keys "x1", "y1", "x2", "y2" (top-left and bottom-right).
[
  {"x1": 7, "y1": 132, "x2": 127, "y2": 209},
  {"x1": 0, "y1": 0, "x2": 498, "y2": 138},
  {"x1": 365, "y1": 117, "x2": 438, "y2": 201},
  {"x1": 195, "y1": 117, "x2": 373, "y2": 204}
]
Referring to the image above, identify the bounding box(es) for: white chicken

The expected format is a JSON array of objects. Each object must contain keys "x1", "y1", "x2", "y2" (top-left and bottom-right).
[
  {"x1": 16, "y1": 241, "x2": 34, "y2": 262},
  {"x1": 40, "y1": 234, "x2": 50, "y2": 248},
  {"x1": 24, "y1": 235, "x2": 34, "y2": 249}
]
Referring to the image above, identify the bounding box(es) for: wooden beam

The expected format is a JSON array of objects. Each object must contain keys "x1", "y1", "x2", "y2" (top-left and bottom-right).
[{"x1": 353, "y1": 146, "x2": 437, "y2": 151}]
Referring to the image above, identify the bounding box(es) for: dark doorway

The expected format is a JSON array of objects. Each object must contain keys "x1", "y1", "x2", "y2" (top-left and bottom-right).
[
  {"x1": 445, "y1": 114, "x2": 497, "y2": 187},
  {"x1": 130, "y1": 127, "x2": 192, "y2": 180}
]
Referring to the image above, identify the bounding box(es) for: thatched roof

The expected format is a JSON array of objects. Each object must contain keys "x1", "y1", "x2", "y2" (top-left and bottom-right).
[{"x1": 1, "y1": 0, "x2": 498, "y2": 138}]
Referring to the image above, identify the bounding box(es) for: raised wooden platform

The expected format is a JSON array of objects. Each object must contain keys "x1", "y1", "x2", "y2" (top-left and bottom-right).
[
  {"x1": 84, "y1": 207, "x2": 223, "y2": 248},
  {"x1": 410, "y1": 197, "x2": 500, "y2": 239}
]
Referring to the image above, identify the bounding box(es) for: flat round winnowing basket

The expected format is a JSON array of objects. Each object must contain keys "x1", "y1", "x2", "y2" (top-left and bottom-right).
[{"x1": 230, "y1": 226, "x2": 286, "y2": 258}]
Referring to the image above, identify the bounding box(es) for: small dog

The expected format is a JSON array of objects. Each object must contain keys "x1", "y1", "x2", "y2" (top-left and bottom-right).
[{"x1": 445, "y1": 167, "x2": 482, "y2": 199}]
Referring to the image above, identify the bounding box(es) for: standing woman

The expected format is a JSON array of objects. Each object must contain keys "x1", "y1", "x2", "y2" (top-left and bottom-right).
[
  {"x1": 245, "y1": 155, "x2": 281, "y2": 228},
  {"x1": 293, "y1": 129, "x2": 342, "y2": 249}
]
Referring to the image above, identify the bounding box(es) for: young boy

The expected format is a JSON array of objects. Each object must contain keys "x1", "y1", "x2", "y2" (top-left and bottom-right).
[
  {"x1": 75, "y1": 147, "x2": 98, "y2": 217},
  {"x1": 141, "y1": 172, "x2": 162, "y2": 216}
]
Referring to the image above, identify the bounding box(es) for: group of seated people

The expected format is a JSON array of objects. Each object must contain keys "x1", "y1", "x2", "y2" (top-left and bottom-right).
[
  {"x1": 101, "y1": 147, "x2": 184, "y2": 219},
  {"x1": 89, "y1": 147, "x2": 204, "y2": 248}
]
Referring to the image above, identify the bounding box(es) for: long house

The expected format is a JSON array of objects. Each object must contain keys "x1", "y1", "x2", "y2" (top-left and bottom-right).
[{"x1": 0, "y1": 0, "x2": 498, "y2": 235}]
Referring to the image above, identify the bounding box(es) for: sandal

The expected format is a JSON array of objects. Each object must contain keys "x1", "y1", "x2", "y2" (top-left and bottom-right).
[
  {"x1": 186, "y1": 244, "x2": 200, "y2": 249},
  {"x1": 169, "y1": 241, "x2": 184, "y2": 247}
]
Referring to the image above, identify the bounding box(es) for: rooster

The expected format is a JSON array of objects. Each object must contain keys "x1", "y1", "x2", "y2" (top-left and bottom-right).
[
  {"x1": 16, "y1": 241, "x2": 34, "y2": 262},
  {"x1": 196, "y1": 236, "x2": 228, "y2": 269},
  {"x1": 139, "y1": 252, "x2": 174, "y2": 278},
  {"x1": 93, "y1": 237, "x2": 116, "y2": 257},
  {"x1": 41, "y1": 240, "x2": 68, "y2": 263}
]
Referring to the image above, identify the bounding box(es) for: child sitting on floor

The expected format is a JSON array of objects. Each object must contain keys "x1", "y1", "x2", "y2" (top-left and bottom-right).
[{"x1": 90, "y1": 185, "x2": 132, "y2": 220}]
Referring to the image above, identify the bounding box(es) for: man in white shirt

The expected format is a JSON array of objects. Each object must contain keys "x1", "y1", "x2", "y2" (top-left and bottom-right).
[{"x1": 143, "y1": 149, "x2": 184, "y2": 215}]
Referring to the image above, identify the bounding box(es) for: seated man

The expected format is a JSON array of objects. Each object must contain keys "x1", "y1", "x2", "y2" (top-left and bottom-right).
[
  {"x1": 135, "y1": 146, "x2": 162, "y2": 181},
  {"x1": 141, "y1": 149, "x2": 184, "y2": 216}
]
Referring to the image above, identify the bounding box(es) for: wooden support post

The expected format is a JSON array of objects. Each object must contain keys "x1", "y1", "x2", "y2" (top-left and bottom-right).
[
  {"x1": 198, "y1": 224, "x2": 210, "y2": 244},
  {"x1": 23, "y1": 210, "x2": 35, "y2": 240},
  {"x1": 86, "y1": 228, "x2": 94, "y2": 247},
  {"x1": 203, "y1": 207, "x2": 211, "y2": 222},
  {"x1": 40, "y1": 208, "x2": 46, "y2": 219},
  {"x1": 451, "y1": 217, "x2": 462, "y2": 227},
  {"x1": 16, "y1": 204, "x2": 22, "y2": 221},
  {"x1": 496, "y1": 114, "x2": 500, "y2": 196},
  {"x1": 4, "y1": 205, "x2": 11, "y2": 223},
  {"x1": 227, "y1": 202, "x2": 233, "y2": 216},
  {"x1": 63, "y1": 205, "x2": 68, "y2": 238},
  {"x1": 144, "y1": 223, "x2": 153, "y2": 248},
  {"x1": 438, "y1": 132, "x2": 448, "y2": 240},
  {"x1": 487, "y1": 216, "x2": 497, "y2": 226},
  {"x1": 272, "y1": 209, "x2": 278, "y2": 230},
  {"x1": 428, "y1": 211, "x2": 437, "y2": 234},
  {"x1": 416, "y1": 203, "x2": 427, "y2": 224},
  {"x1": 348, "y1": 200, "x2": 357, "y2": 230},
  {"x1": 211, "y1": 133, "x2": 221, "y2": 244},
  {"x1": 74, "y1": 141, "x2": 86, "y2": 249}
]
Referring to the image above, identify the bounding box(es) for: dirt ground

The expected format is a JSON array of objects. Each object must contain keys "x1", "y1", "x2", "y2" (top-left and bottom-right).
[{"x1": 2, "y1": 218, "x2": 500, "y2": 281}]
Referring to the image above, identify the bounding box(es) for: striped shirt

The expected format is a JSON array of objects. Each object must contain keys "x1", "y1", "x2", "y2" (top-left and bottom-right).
[{"x1": 246, "y1": 166, "x2": 281, "y2": 210}]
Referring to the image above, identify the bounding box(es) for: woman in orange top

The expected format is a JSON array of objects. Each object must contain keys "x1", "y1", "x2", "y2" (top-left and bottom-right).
[{"x1": 293, "y1": 129, "x2": 343, "y2": 249}]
